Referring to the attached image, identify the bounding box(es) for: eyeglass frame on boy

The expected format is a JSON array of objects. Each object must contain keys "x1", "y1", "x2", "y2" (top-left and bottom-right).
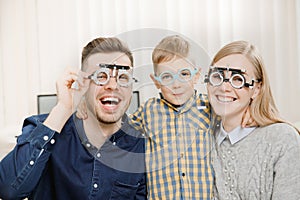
[
  {"x1": 204, "y1": 66, "x2": 261, "y2": 89},
  {"x1": 154, "y1": 67, "x2": 199, "y2": 86}
]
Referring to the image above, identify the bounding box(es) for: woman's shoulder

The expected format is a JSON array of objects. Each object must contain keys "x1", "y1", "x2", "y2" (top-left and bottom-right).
[{"x1": 257, "y1": 123, "x2": 300, "y2": 145}]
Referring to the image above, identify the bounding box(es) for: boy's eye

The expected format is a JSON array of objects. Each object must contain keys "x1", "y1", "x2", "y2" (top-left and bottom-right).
[
  {"x1": 161, "y1": 73, "x2": 173, "y2": 80},
  {"x1": 180, "y1": 69, "x2": 191, "y2": 77}
]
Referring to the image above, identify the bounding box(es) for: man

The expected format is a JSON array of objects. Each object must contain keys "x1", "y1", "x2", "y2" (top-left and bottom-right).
[{"x1": 0, "y1": 37, "x2": 146, "y2": 199}]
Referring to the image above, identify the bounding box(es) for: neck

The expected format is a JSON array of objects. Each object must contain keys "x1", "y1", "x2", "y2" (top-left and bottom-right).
[
  {"x1": 83, "y1": 111, "x2": 122, "y2": 149},
  {"x1": 221, "y1": 116, "x2": 242, "y2": 132}
]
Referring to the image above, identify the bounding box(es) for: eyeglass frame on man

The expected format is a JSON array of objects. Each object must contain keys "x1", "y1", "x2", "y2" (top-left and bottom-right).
[
  {"x1": 204, "y1": 66, "x2": 261, "y2": 89},
  {"x1": 154, "y1": 67, "x2": 199, "y2": 86},
  {"x1": 87, "y1": 64, "x2": 137, "y2": 87}
]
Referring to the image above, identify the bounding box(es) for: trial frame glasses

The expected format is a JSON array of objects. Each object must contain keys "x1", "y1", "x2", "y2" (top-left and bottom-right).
[
  {"x1": 204, "y1": 66, "x2": 261, "y2": 89},
  {"x1": 87, "y1": 64, "x2": 137, "y2": 87}
]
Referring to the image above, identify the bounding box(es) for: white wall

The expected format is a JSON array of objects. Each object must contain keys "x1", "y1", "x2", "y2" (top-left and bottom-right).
[{"x1": 0, "y1": 0, "x2": 300, "y2": 157}]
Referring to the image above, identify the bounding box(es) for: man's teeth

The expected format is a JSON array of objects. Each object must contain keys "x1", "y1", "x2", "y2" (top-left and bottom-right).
[{"x1": 101, "y1": 97, "x2": 119, "y2": 104}]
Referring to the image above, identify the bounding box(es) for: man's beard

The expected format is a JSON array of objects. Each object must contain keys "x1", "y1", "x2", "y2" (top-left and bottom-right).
[{"x1": 96, "y1": 112, "x2": 123, "y2": 124}]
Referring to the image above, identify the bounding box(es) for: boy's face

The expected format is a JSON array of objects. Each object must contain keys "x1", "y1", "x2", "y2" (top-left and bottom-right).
[{"x1": 151, "y1": 58, "x2": 200, "y2": 106}]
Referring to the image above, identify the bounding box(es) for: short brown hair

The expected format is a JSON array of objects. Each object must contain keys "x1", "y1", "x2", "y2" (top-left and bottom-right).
[{"x1": 81, "y1": 37, "x2": 133, "y2": 70}]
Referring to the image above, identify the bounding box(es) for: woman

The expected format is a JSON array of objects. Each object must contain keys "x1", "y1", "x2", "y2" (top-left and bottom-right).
[{"x1": 205, "y1": 40, "x2": 300, "y2": 200}]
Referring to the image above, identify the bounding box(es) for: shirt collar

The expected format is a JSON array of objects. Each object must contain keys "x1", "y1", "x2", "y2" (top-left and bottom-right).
[
  {"x1": 216, "y1": 124, "x2": 256, "y2": 146},
  {"x1": 73, "y1": 113, "x2": 128, "y2": 148}
]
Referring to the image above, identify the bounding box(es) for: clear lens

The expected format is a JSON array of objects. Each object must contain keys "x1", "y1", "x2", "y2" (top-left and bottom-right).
[
  {"x1": 230, "y1": 74, "x2": 245, "y2": 88},
  {"x1": 209, "y1": 71, "x2": 223, "y2": 86},
  {"x1": 96, "y1": 72, "x2": 109, "y2": 83},
  {"x1": 160, "y1": 72, "x2": 174, "y2": 85},
  {"x1": 117, "y1": 71, "x2": 132, "y2": 86},
  {"x1": 179, "y1": 69, "x2": 192, "y2": 81}
]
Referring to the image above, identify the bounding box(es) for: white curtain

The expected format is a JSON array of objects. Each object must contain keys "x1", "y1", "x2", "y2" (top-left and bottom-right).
[{"x1": 0, "y1": 0, "x2": 300, "y2": 155}]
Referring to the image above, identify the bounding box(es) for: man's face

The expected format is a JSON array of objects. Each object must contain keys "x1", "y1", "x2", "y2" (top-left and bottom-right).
[{"x1": 84, "y1": 52, "x2": 133, "y2": 125}]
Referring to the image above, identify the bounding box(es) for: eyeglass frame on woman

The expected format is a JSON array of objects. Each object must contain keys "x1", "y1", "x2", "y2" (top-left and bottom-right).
[{"x1": 204, "y1": 66, "x2": 261, "y2": 89}]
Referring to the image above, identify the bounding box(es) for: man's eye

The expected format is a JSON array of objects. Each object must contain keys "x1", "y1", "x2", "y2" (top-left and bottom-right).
[
  {"x1": 97, "y1": 72, "x2": 108, "y2": 80},
  {"x1": 119, "y1": 74, "x2": 130, "y2": 82}
]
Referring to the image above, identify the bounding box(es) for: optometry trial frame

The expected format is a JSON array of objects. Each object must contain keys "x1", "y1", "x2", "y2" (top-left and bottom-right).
[
  {"x1": 204, "y1": 66, "x2": 261, "y2": 89},
  {"x1": 154, "y1": 67, "x2": 199, "y2": 86},
  {"x1": 87, "y1": 64, "x2": 137, "y2": 87}
]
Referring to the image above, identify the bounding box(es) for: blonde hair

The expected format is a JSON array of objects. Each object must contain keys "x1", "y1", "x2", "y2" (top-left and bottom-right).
[
  {"x1": 211, "y1": 41, "x2": 285, "y2": 127},
  {"x1": 152, "y1": 35, "x2": 190, "y2": 73},
  {"x1": 81, "y1": 37, "x2": 133, "y2": 70}
]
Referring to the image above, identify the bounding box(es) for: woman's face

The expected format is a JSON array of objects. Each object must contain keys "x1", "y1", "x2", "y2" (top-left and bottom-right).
[{"x1": 207, "y1": 54, "x2": 260, "y2": 125}]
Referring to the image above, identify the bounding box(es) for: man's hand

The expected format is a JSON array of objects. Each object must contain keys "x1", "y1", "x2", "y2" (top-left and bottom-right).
[
  {"x1": 44, "y1": 68, "x2": 90, "y2": 132},
  {"x1": 76, "y1": 99, "x2": 88, "y2": 120}
]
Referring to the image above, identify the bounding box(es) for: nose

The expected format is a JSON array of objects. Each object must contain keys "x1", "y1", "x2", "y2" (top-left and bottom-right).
[
  {"x1": 104, "y1": 76, "x2": 118, "y2": 90},
  {"x1": 170, "y1": 78, "x2": 182, "y2": 88},
  {"x1": 220, "y1": 80, "x2": 232, "y2": 91}
]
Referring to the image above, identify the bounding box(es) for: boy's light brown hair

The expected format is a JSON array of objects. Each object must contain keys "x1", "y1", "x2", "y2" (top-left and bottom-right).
[{"x1": 152, "y1": 35, "x2": 190, "y2": 73}]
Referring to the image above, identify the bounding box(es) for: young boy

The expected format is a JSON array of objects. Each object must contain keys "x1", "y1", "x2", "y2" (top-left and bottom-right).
[{"x1": 130, "y1": 35, "x2": 214, "y2": 199}]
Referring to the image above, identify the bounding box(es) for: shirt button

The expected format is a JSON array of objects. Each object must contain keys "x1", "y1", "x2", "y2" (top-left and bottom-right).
[
  {"x1": 112, "y1": 142, "x2": 116, "y2": 145},
  {"x1": 182, "y1": 173, "x2": 185, "y2": 177},
  {"x1": 86, "y1": 143, "x2": 91, "y2": 148},
  {"x1": 50, "y1": 139, "x2": 55, "y2": 144},
  {"x1": 96, "y1": 153, "x2": 101, "y2": 158},
  {"x1": 43, "y1": 135, "x2": 49, "y2": 141},
  {"x1": 29, "y1": 160, "x2": 35, "y2": 165},
  {"x1": 93, "y1": 183, "x2": 98, "y2": 188}
]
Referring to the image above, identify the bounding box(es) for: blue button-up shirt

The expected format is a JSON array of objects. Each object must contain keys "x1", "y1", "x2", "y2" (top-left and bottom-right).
[{"x1": 0, "y1": 114, "x2": 146, "y2": 200}]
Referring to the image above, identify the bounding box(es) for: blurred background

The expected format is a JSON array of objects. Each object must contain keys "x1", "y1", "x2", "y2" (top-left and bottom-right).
[{"x1": 1, "y1": 0, "x2": 300, "y2": 158}]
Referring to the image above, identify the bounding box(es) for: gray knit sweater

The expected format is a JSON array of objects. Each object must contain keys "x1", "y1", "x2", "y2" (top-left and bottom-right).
[{"x1": 212, "y1": 123, "x2": 300, "y2": 200}]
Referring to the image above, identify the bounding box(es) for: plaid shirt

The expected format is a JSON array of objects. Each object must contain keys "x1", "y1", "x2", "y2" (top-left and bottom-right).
[{"x1": 130, "y1": 93, "x2": 214, "y2": 199}]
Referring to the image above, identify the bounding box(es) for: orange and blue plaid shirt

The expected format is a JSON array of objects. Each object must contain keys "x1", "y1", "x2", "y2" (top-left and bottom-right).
[{"x1": 130, "y1": 93, "x2": 214, "y2": 199}]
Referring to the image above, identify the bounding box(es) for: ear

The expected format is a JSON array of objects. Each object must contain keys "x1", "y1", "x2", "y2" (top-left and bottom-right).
[
  {"x1": 192, "y1": 68, "x2": 201, "y2": 84},
  {"x1": 251, "y1": 81, "x2": 261, "y2": 99},
  {"x1": 150, "y1": 74, "x2": 161, "y2": 89}
]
